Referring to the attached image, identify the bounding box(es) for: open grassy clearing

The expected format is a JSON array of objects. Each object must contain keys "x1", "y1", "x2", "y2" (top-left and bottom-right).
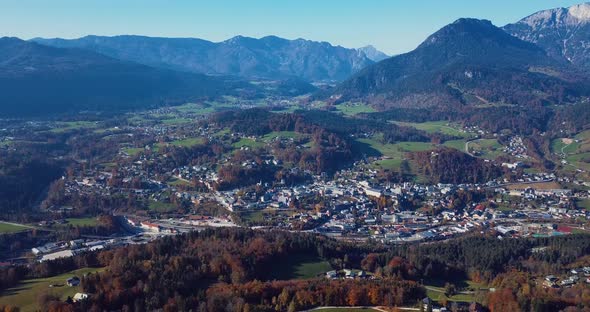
[
  {"x1": 168, "y1": 178, "x2": 192, "y2": 187},
  {"x1": 393, "y1": 121, "x2": 470, "y2": 138},
  {"x1": 443, "y1": 139, "x2": 467, "y2": 151},
  {"x1": 262, "y1": 131, "x2": 302, "y2": 141},
  {"x1": 566, "y1": 152, "x2": 590, "y2": 171},
  {"x1": 423, "y1": 278, "x2": 487, "y2": 303},
  {"x1": 239, "y1": 209, "x2": 292, "y2": 224},
  {"x1": 355, "y1": 138, "x2": 434, "y2": 171},
  {"x1": 506, "y1": 181, "x2": 562, "y2": 190},
  {"x1": 425, "y1": 287, "x2": 476, "y2": 303},
  {"x1": 148, "y1": 201, "x2": 177, "y2": 213},
  {"x1": 395, "y1": 142, "x2": 435, "y2": 152},
  {"x1": 232, "y1": 138, "x2": 266, "y2": 149},
  {"x1": 64, "y1": 217, "x2": 99, "y2": 227},
  {"x1": 356, "y1": 137, "x2": 434, "y2": 156},
  {"x1": 123, "y1": 147, "x2": 144, "y2": 156},
  {"x1": 160, "y1": 137, "x2": 204, "y2": 148},
  {"x1": 126, "y1": 115, "x2": 149, "y2": 125},
  {"x1": 161, "y1": 118, "x2": 193, "y2": 125},
  {"x1": 575, "y1": 129, "x2": 590, "y2": 141},
  {"x1": 0, "y1": 267, "x2": 104, "y2": 312},
  {"x1": 174, "y1": 103, "x2": 217, "y2": 115},
  {"x1": 0, "y1": 222, "x2": 30, "y2": 234},
  {"x1": 551, "y1": 138, "x2": 579, "y2": 155},
  {"x1": 267, "y1": 253, "x2": 333, "y2": 280},
  {"x1": 576, "y1": 199, "x2": 590, "y2": 211},
  {"x1": 48, "y1": 121, "x2": 98, "y2": 133},
  {"x1": 373, "y1": 158, "x2": 403, "y2": 170},
  {"x1": 552, "y1": 130, "x2": 590, "y2": 157},
  {"x1": 98, "y1": 162, "x2": 117, "y2": 169},
  {"x1": 335, "y1": 102, "x2": 377, "y2": 116},
  {"x1": 468, "y1": 139, "x2": 503, "y2": 160}
]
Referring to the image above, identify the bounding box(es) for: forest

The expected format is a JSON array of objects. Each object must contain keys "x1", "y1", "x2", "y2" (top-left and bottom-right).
[
  {"x1": 409, "y1": 148, "x2": 504, "y2": 184},
  {"x1": 1, "y1": 228, "x2": 590, "y2": 311}
]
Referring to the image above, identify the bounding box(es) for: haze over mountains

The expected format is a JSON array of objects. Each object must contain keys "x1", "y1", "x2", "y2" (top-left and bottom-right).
[
  {"x1": 0, "y1": 37, "x2": 245, "y2": 116},
  {"x1": 33, "y1": 35, "x2": 381, "y2": 82},
  {"x1": 2, "y1": 2, "x2": 590, "y2": 116}
]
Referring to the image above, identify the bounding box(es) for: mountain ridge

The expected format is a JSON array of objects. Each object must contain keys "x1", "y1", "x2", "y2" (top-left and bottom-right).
[
  {"x1": 0, "y1": 37, "x2": 248, "y2": 116},
  {"x1": 504, "y1": 2, "x2": 590, "y2": 69},
  {"x1": 32, "y1": 35, "x2": 387, "y2": 82},
  {"x1": 323, "y1": 18, "x2": 589, "y2": 109}
]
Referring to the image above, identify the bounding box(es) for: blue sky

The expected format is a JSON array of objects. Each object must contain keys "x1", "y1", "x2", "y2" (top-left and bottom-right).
[{"x1": 0, "y1": 0, "x2": 585, "y2": 55}]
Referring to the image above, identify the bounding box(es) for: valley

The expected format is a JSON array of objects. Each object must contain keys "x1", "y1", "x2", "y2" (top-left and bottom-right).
[{"x1": 1, "y1": 2, "x2": 590, "y2": 312}]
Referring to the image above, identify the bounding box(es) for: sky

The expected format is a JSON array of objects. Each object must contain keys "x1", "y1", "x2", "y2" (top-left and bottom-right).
[{"x1": 0, "y1": 0, "x2": 585, "y2": 55}]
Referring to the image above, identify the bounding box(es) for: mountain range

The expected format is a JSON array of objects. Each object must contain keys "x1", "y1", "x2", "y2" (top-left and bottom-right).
[
  {"x1": 0, "y1": 37, "x2": 247, "y2": 116},
  {"x1": 326, "y1": 16, "x2": 590, "y2": 108},
  {"x1": 32, "y1": 35, "x2": 384, "y2": 82},
  {"x1": 3, "y1": 2, "x2": 590, "y2": 116},
  {"x1": 504, "y1": 2, "x2": 590, "y2": 70}
]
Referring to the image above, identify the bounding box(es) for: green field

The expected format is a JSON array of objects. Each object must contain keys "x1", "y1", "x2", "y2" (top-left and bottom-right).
[
  {"x1": 576, "y1": 199, "x2": 590, "y2": 211},
  {"x1": 64, "y1": 217, "x2": 99, "y2": 227},
  {"x1": 123, "y1": 147, "x2": 144, "y2": 156},
  {"x1": 551, "y1": 138, "x2": 579, "y2": 155},
  {"x1": 232, "y1": 138, "x2": 265, "y2": 149},
  {"x1": 0, "y1": 267, "x2": 104, "y2": 312},
  {"x1": 267, "y1": 254, "x2": 332, "y2": 280},
  {"x1": 566, "y1": 152, "x2": 590, "y2": 171},
  {"x1": 173, "y1": 137, "x2": 203, "y2": 147},
  {"x1": 48, "y1": 121, "x2": 98, "y2": 133},
  {"x1": 443, "y1": 139, "x2": 467, "y2": 151},
  {"x1": 355, "y1": 138, "x2": 435, "y2": 171},
  {"x1": 161, "y1": 118, "x2": 193, "y2": 125},
  {"x1": 423, "y1": 278, "x2": 487, "y2": 304},
  {"x1": 552, "y1": 131, "x2": 590, "y2": 172},
  {"x1": 393, "y1": 121, "x2": 470, "y2": 138},
  {"x1": 468, "y1": 139, "x2": 503, "y2": 160},
  {"x1": 395, "y1": 142, "x2": 435, "y2": 152},
  {"x1": 0, "y1": 222, "x2": 30, "y2": 234},
  {"x1": 240, "y1": 210, "x2": 266, "y2": 223},
  {"x1": 148, "y1": 200, "x2": 177, "y2": 212},
  {"x1": 373, "y1": 158, "x2": 403, "y2": 170},
  {"x1": 168, "y1": 178, "x2": 192, "y2": 187},
  {"x1": 174, "y1": 103, "x2": 217, "y2": 115},
  {"x1": 335, "y1": 102, "x2": 377, "y2": 116},
  {"x1": 127, "y1": 115, "x2": 149, "y2": 125},
  {"x1": 426, "y1": 287, "x2": 475, "y2": 303},
  {"x1": 238, "y1": 209, "x2": 295, "y2": 225},
  {"x1": 262, "y1": 131, "x2": 302, "y2": 142}
]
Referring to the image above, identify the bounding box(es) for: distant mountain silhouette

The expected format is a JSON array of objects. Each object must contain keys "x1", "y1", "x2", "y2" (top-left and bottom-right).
[
  {"x1": 33, "y1": 35, "x2": 384, "y2": 82},
  {"x1": 0, "y1": 37, "x2": 250, "y2": 116},
  {"x1": 358, "y1": 45, "x2": 390, "y2": 62}
]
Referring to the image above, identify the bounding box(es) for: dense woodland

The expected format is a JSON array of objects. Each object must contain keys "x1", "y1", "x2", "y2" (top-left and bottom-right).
[
  {"x1": 1, "y1": 228, "x2": 590, "y2": 311},
  {"x1": 362, "y1": 101, "x2": 590, "y2": 137},
  {"x1": 0, "y1": 150, "x2": 64, "y2": 222},
  {"x1": 410, "y1": 148, "x2": 504, "y2": 184}
]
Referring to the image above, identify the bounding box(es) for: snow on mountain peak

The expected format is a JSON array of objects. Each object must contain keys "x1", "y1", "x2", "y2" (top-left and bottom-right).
[
  {"x1": 519, "y1": 2, "x2": 590, "y2": 27},
  {"x1": 569, "y1": 3, "x2": 590, "y2": 21}
]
